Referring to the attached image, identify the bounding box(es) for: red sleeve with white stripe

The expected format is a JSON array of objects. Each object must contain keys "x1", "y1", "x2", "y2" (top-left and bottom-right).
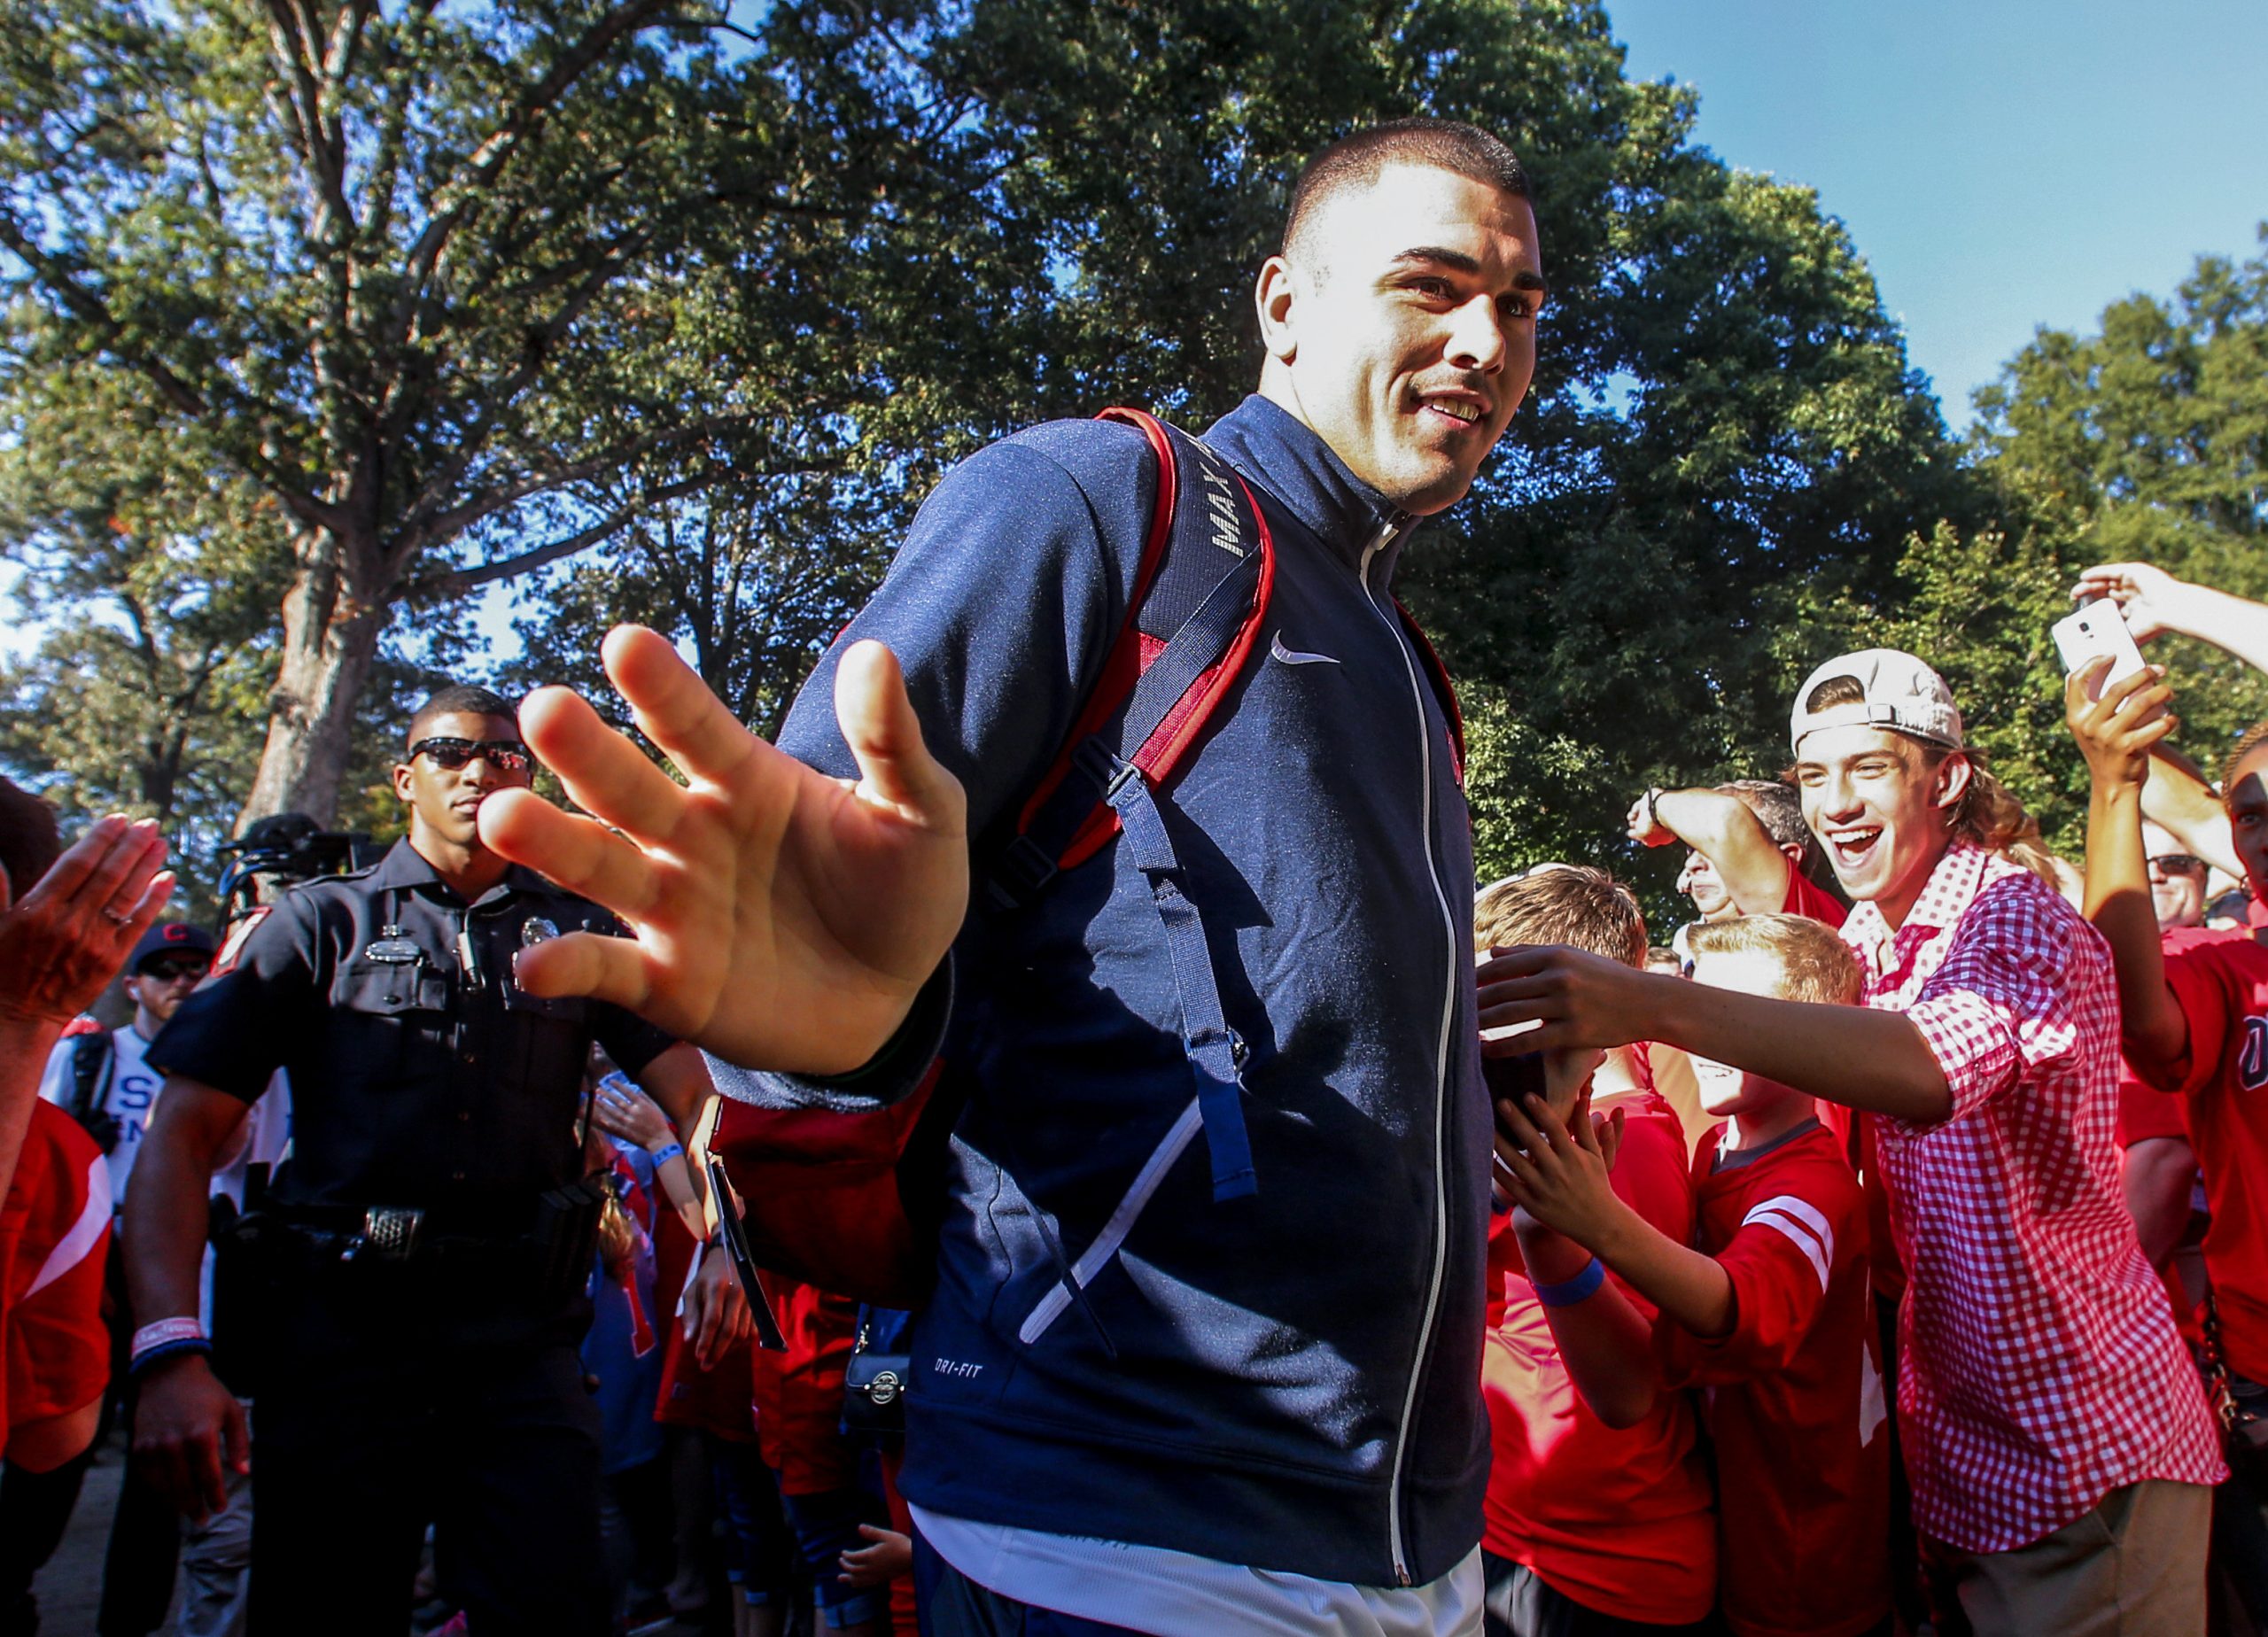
[
  {"x1": 1658, "y1": 1168, "x2": 1850, "y2": 1386},
  {"x1": 4, "y1": 1103, "x2": 113, "y2": 1430}
]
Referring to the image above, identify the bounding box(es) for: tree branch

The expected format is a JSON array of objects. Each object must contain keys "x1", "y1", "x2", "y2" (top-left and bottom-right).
[
  {"x1": 0, "y1": 213, "x2": 347, "y2": 539},
  {"x1": 385, "y1": 0, "x2": 680, "y2": 353},
  {"x1": 398, "y1": 475, "x2": 715, "y2": 600}
]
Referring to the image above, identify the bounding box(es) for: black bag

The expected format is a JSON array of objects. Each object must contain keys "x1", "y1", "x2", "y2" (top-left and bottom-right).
[
  {"x1": 843, "y1": 1318, "x2": 910, "y2": 1439},
  {"x1": 2201, "y1": 1292, "x2": 2268, "y2": 1484}
]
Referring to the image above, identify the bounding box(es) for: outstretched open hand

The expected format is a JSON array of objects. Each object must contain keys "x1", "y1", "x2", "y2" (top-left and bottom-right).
[{"x1": 479, "y1": 628, "x2": 967, "y2": 1075}]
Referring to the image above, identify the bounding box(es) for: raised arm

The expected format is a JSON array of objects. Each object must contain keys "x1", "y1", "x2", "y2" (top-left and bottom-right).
[
  {"x1": 1478, "y1": 948, "x2": 1953, "y2": 1123},
  {"x1": 1629, "y1": 787, "x2": 1794, "y2": 919},
  {"x1": 599, "y1": 1055, "x2": 711, "y2": 1239},
  {"x1": 2067, "y1": 660, "x2": 2190, "y2": 1069},
  {"x1": 2077, "y1": 562, "x2": 2268, "y2": 677},
  {"x1": 2140, "y1": 746, "x2": 2242, "y2": 882},
  {"x1": 0, "y1": 818, "x2": 172, "y2": 1199}
]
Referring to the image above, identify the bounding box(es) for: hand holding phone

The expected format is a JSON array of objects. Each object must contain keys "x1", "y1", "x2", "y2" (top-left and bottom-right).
[
  {"x1": 705, "y1": 1157, "x2": 788, "y2": 1351},
  {"x1": 2054, "y1": 601, "x2": 2158, "y2": 718}
]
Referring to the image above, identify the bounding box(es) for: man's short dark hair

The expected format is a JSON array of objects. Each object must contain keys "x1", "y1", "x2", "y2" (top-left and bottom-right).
[
  {"x1": 0, "y1": 777, "x2": 61, "y2": 903},
  {"x1": 1720, "y1": 779, "x2": 1808, "y2": 853},
  {"x1": 408, "y1": 684, "x2": 520, "y2": 749},
  {"x1": 1281, "y1": 118, "x2": 1530, "y2": 266}
]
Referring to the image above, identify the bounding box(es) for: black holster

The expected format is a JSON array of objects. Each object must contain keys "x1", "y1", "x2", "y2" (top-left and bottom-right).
[
  {"x1": 529, "y1": 1176, "x2": 609, "y2": 1306},
  {"x1": 206, "y1": 1190, "x2": 279, "y2": 1396}
]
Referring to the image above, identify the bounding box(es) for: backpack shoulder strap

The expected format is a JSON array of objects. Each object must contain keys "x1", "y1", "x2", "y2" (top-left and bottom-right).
[
  {"x1": 987, "y1": 407, "x2": 1275, "y2": 905},
  {"x1": 982, "y1": 407, "x2": 1275, "y2": 1204}
]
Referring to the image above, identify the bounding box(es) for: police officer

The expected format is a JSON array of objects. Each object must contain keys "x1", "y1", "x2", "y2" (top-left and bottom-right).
[{"x1": 123, "y1": 684, "x2": 748, "y2": 1637}]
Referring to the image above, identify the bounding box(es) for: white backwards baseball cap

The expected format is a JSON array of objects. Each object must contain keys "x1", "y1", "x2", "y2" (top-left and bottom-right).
[{"x1": 1789, "y1": 648, "x2": 1963, "y2": 754}]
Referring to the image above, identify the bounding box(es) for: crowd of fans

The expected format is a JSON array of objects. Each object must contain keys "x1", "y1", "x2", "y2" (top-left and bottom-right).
[{"x1": 0, "y1": 554, "x2": 2258, "y2": 1635}]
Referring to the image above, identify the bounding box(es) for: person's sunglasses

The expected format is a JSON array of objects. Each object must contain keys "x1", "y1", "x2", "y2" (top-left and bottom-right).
[
  {"x1": 2148, "y1": 854, "x2": 2205, "y2": 874},
  {"x1": 143, "y1": 958, "x2": 210, "y2": 983},
  {"x1": 409, "y1": 736, "x2": 533, "y2": 776}
]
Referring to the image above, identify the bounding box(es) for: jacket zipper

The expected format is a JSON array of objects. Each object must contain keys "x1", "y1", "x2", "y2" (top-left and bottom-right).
[{"x1": 1361, "y1": 513, "x2": 1457, "y2": 1587}]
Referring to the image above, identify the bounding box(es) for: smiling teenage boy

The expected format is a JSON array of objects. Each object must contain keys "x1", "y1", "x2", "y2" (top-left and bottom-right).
[
  {"x1": 1497, "y1": 912, "x2": 1888, "y2": 1637},
  {"x1": 1480, "y1": 648, "x2": 2222, "y2": 1636}
]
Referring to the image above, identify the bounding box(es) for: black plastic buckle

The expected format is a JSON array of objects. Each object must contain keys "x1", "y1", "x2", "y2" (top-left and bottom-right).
[{"x1": 986, "y1": 834, "x2": 1060, "y2": 911}]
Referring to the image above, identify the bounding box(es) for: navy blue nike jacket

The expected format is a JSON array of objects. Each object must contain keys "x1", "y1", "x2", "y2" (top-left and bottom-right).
[{"x1": 708, "y1": 393, "x2": 1492, "y2": 1587}]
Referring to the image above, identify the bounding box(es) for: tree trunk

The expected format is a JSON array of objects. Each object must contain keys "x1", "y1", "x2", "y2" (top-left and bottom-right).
[{"x1": 237, "y1": 538, "x2": 387, "y2": 829}]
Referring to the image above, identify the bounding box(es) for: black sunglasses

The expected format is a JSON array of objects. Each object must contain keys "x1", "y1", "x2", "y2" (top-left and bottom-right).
[
  {"x1": 2148, "y1": 854, "x2": 2205, "y2": 874},
  {"x1": 141, "y1": 957, "x2": 210, "y2": 982},
  {"x1": 409, "y1": 736, "x2": 533, "y2": 776}
]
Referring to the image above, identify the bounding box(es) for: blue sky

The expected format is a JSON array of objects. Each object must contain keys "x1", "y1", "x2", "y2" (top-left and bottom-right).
[{"x1": 1606, "y1": 0, "x2": 2268, "y2": 429}]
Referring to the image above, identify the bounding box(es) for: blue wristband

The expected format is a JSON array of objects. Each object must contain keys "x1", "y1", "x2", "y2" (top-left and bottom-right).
[
  {"x1": 1533, "y1": 1257, "x2": 1605, "y2": 1308},
  {"x1": 128, "y1": 1336, "x2": 214, "y2": 1377},
  {"x1": 649, "y1": 1143, "x2": 685, "y2": 1167}
]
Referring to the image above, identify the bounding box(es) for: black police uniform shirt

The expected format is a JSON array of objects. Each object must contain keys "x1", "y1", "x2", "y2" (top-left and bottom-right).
[{"x1": 151, "y1": 838, "x2": 676, "y2": 1214}]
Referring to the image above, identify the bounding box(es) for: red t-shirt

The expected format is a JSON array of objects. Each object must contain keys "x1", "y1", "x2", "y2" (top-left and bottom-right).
[
  {"x1": 750, "y1": 1272, "x2": 861, "y2": 1495},
  {"x1": 1481, "y1": 1091, "x2": 1714, "y2": 1624},
  {"x1": 1, "y1": 1103, "x2": 112, "y2": 1437},
  {"x1": 2154, "y1": 932, "x2": 2268, "y2": 1378},
  {"x1": 1659, "y1": 1121, "x2": 1889, "y2": 1637},
  {"x1": 1779, "y1": 870, "x2": 1848, "y2": 930}
]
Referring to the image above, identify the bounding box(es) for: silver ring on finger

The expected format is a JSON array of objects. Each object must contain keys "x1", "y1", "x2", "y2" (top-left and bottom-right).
[{"x1": 102, "y1": 908, "x2": 132, "y2": 926}]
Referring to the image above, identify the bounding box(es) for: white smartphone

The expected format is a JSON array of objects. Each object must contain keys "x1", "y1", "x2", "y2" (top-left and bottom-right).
[{"x1": 2054, "y1": 600, "x2": 2150, "y2": 703}]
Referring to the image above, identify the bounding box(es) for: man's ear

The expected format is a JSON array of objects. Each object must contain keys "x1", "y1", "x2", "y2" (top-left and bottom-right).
[
  {"x1": 1254, "y1": 255, "x2": 1301, "y2": 364},
  {"x1": 1933, "y1": 752, "x2": 1975, "y2": 814},
  {"x1": 390, "y1": 761, "x2": 416, "y2": 805}
]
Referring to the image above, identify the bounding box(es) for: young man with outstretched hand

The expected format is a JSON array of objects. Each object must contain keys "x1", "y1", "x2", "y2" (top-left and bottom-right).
[
  {"x1": 478, "y1": 120, "x2": 1545, "y2": 1633},
  {"x1": 1498, "y1": 912, "x2": 1889, "y2": 1637},
  {"x1": 2069, "y1": 656, "x2": 2268, "y2": 1626},
  {"x1": 1481, "y1": 648, "x2": 2221, "y2": 1636}
]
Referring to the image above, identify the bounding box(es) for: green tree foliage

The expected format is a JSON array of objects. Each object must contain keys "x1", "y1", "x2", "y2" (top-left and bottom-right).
[
  {"x1": 0, "y1": 361, "x2": 467, "y2": 887},
  {"x1": 36, "y1": 0, "x2": 2245, "y2": 926},
  {"x1": 531, "y1": 0, "x2": 1969, "y2": 930},
  {"x1": 1837, "y1": 522, "x2": 2083, "y2": 855},
  {"x1": 0, "y1": 0, "x2": 1027, "y2": 830},
  {"x1": 0, "y1": 368, "x2": 284, "y2": 862},
  {"x1": 508, "y1": 472, "x2": 903, "y2": 742},
  {"x1": 1970, "y1": 230, "x2": 2268, "y2": 789}
]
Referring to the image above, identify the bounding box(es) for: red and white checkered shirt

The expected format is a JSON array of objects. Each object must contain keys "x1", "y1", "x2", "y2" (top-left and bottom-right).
[{"x1": 1844, "y1": 842, "x2": 2222, "y2": 1551}]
